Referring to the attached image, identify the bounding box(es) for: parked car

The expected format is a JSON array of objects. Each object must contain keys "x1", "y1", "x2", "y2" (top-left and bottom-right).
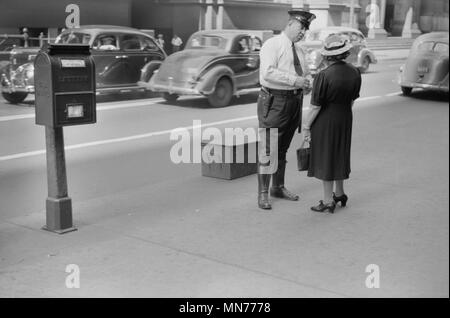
[
  {"x1": 303, "y1": 26, "x2": 377, "y2": 75},
  {"x1": 1, "y1": 46, "x2": 39, "y2": 103},
  {"x1": 140, "y1": 29, "x2": 273, "y2": 107},
  {"x1": 398, "y1": 32, "x2": 449, "y2": 95},
  {"x1": 1, "y1": 25, "x2": 166, "y2": 104}
]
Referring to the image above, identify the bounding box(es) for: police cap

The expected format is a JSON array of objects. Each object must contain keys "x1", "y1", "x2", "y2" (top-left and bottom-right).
[{"x1": 288, "y1": 9, "x2": 316, "y2": 29}]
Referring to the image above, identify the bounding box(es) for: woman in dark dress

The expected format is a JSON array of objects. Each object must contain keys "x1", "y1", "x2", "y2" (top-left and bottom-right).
[{"x1": 302, "y1": 34, "x2": 362, "y2": 213}]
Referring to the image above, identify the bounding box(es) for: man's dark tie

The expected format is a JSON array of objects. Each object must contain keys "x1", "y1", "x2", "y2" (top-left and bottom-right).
[{"x1": 292, "y1": 42, "x2": 303, "y2": 76}]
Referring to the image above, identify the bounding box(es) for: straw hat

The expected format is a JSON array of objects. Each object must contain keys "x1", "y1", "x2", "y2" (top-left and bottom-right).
[{"x1": 320, "y1": 34, "x2": 352, "y2": 56}]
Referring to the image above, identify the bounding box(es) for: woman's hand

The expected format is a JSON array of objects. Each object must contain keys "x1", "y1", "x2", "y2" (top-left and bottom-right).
[{"x1": 303, "y1": 128, "x2": 311, "y2": 142}]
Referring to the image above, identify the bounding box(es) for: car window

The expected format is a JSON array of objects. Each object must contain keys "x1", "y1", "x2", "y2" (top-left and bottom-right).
[
  {"x1": 434, "y1": 42, "x2": 449, "y2": 53},
  {"x1": 250, "y1": 36, "x2": 262, "y2": 52},
  {"x1": 56, "y1": 32, "x2": 91, "y2": 44},
  {"x1": 93, "y1": 34, "x2": 119, "y2": 50},
  {"x1": 186, "y1": 35, "x2": 227, "y2": 50},
  {"x1": 236, "y1": 36, "x2": 251, "y2": 53},
  {"x1": 139, "y1": 35, "x2": 159, "y2": 51},
  {"x1": 340, "y1": 32, "x2": 351, "y2": 42},
  {"x1": 415, "y1": 41, "x2": 435, "y2": 52},
  {"x1": 120, "y1": 34, "x2": 141, "y2": 51}
]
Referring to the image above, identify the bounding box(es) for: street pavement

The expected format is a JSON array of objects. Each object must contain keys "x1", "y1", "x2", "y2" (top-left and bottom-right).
[{"x1": 0, "y1": 52, "x2": 448, "y2": 298}]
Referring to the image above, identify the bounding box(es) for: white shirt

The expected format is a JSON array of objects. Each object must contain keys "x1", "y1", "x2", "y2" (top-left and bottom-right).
[{"x1": 259, "y1": 32, "x2": 310, "y2": 90}]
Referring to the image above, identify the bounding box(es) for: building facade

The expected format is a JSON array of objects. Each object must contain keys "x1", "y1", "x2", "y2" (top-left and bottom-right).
[
  {"x1": 132, "y1": 0, "x2": 448, "y2": 46},
  {"x1": 1, "y1": 0, "x2": 448, "y2": 48}
]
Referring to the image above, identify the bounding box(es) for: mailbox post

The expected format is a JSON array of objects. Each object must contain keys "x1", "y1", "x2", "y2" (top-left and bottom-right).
[{"x1": 34, "y1": 44, "x2": 96, "y2": 234}]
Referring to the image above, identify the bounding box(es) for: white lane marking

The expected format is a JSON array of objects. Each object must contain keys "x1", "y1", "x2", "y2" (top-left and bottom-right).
[
  {"x1": 0, "y1": 114, "x2": 34, "y2": 121},
  {"x1": 358, "y1": 95, "x2": 381, "y2": 101},
  {"x1": 0, "y1": 92, "x2": 402, "y2": 162},
  {"x1": 385, "y1": 91, "x2": 402, "y2": 97},
  {"x1": 0, "y1": 116, "x2": 257, "y2": 161},
  {"x1": 0, "y1": 91, "x2": 403, "y2": 123}
]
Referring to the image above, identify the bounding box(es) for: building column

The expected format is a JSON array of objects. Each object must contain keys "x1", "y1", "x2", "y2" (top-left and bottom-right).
[
  {"x1": 380, "y1": 0, "x2": 386, "y2": 28},
  {"x1": 203, "y1": 0, "x2": 214, "y2": 30},
  {"x1": 367, "y1": 0, "x2": 388, "y2": 39},
  {"x1": 398, "y1": 0, "x2": 422, "y2": 38},
  {"x1": 348, "y1": 0, "x2": 361, "y2": 29},
  {"x1": 216, "y1": 0, "x2": 224, "y2": 30}
]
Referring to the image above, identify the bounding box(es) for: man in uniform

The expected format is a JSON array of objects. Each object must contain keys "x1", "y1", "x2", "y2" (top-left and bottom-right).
[{"x1": 257, "y1": 9, "x2": 316, "y2": 210}]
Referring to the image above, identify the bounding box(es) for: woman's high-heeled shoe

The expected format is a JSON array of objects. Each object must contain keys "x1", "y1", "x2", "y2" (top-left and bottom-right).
[
  {"x1": 311, "y1": 201, "x2": 336, "y2": 213},
  {"x1": 333, "y1": 193, "x2": 348, "y2": 207}
]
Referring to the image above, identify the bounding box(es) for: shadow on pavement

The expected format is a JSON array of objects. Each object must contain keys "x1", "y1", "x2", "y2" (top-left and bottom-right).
[
  {"x1": 96, "y1": 91, "x2": 159, "y2": 103},
  {"x1": 161, "y1": 92, "x2": 260, "y2": 109},
  {"x1": 405, "y1": 90, "x2": 449, "y2": 103}
]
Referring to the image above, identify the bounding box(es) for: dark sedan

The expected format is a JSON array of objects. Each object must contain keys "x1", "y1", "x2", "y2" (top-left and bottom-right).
[
  {"x1": 1, "y1": 25, "x2": 166, "y2": 103},
  {"x1": 140, "y1": 29, "x2": 273, "y2": 107}
]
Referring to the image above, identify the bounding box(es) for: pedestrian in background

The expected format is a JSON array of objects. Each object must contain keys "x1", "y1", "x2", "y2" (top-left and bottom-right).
[
  {"x1": 171, "y1": 34, "x2": 183, "y2": 53},
  {"x1": 256, "y1": 9, "x2": 316, "y2": 210},
  {"x1": 156, "y1": 34, "x2": 165, "y2": 50},
  {"x1": 303, "y1": 34, "x2": 362, "y2": 213}
]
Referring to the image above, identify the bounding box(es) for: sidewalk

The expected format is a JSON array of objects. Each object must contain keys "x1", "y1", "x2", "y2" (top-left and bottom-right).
[{"x1": 0, "y1": 93, "x2": 448, "y2": 298}]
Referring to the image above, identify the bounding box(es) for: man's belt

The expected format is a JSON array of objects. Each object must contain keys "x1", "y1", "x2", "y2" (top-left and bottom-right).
[{"x1": 262, "y1": 86, "x2": 302, "y2": 96}]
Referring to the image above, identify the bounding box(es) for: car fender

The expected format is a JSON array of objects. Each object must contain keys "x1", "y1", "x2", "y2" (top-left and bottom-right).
[
  {"x1": 140, "y1": 60, "x2": 163, "y2": 82},
  {"x1": 358, "y1": 49, "x2": 377, "y2": 65},
  {"x1": 196, "y1": 65, "x2": 235, "y2": 95},
  {"x1": 439, "y1": 72, "x2": 449, "y2": 89}
]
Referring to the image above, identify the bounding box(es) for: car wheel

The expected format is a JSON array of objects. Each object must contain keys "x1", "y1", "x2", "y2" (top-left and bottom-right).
[
  {"x1": 359, "y1": 56, "x2": 370, "y2": 73},
  {"x1": 163, "y1": 92, "x2": 179, "y2": 102},
  {"x1": 2, "y1": 92, "x2": 28, "y2": 104},
  {"x1": 401, "y1": 86, "x2": 413, "y2": 96},
  {"x1": 208, "y1": 77, "x2": 233, "y2": 108}
]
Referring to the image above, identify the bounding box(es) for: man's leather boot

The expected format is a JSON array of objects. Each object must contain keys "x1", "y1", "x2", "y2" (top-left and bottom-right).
[
  {"x1": 270, "y1": 160, "x2": 299, "y2": 201},
  {"x1": 258, "y1": 172, "x2": 272, "y2": 210}
]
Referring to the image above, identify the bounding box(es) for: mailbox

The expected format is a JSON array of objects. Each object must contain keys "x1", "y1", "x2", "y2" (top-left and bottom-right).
[{"x1": 34, "y1": 44, "x2": 96, "y2": 127}]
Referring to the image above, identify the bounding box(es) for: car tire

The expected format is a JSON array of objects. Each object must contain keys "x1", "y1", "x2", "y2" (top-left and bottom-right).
[
  {"x1": 163, "y1": 92, "x2": 179, "y2": 102},
  {"x1": 208, "y1": 77, "x2": 233, "y2": 108},
  {"x1": 401, "y1": 86, "x2": 413, "y2": 96},
  {"x1": 2, "y1": 92, "x2": 28, "y2": 104},
  {"x1": 359, "y1": 56, "x2": 370, "y2": 73}
]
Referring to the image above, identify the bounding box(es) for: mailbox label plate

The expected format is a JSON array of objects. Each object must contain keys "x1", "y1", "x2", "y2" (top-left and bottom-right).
[{"x1": 60, "y1": 59, "x2": 86, "y2": 68}]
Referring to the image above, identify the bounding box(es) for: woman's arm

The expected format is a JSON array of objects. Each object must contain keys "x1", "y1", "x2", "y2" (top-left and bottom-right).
[{"x1": 302, "y1": 105, "x2": 321, "y2": 142}]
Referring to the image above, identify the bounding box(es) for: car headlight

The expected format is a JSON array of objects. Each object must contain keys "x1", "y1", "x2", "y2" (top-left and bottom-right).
[{"x1": 26, "y1": 69, "x2": 34, "y2": 79}]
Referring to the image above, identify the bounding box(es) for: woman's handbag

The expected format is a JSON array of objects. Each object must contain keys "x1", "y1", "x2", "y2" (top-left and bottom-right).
[{"x1": 296, "y1": 140, "x2": 310, "y2": 171}]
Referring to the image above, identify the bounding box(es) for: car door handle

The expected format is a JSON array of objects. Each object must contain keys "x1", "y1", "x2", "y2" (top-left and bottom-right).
[{"x1": 115, "y1": 55, "x2": 128, "y2": 59}]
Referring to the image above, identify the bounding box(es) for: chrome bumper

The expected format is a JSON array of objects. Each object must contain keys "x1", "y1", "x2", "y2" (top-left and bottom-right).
[
  {"x1": 1, "y1": 74, "x2": 34, "y2": 94},
  {"x1": 399, "y1": 79, "x2": 449, "y2": 92}
]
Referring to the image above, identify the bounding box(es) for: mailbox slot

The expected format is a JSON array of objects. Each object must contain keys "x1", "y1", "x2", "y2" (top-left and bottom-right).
[{"x1": 55, "y1": 92, "x2": 96, "y2": 126}]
